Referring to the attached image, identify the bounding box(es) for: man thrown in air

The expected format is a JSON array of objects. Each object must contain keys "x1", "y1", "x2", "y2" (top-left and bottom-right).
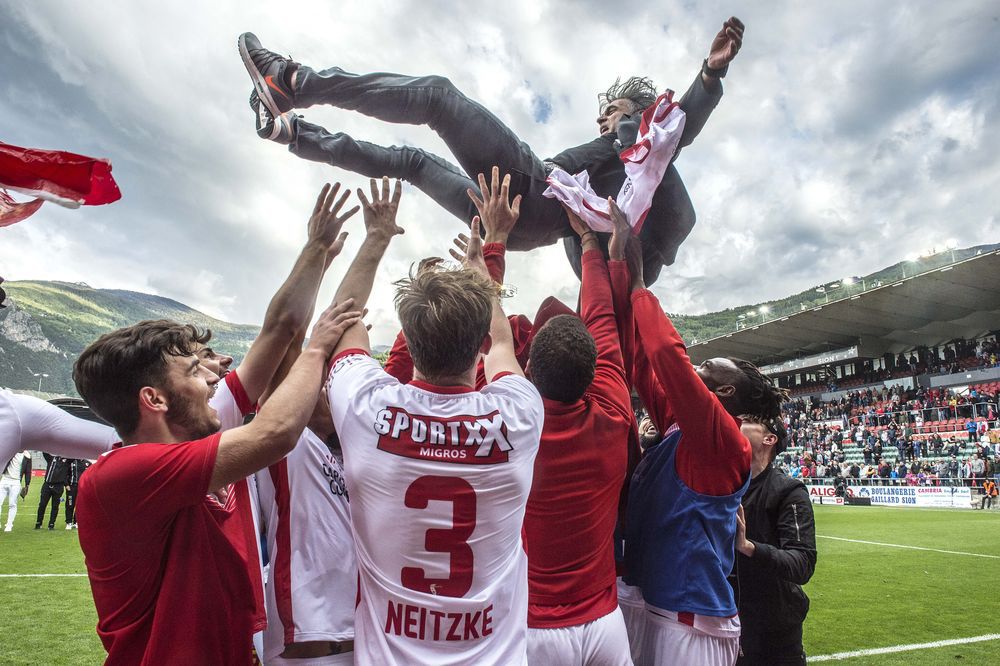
[{"x1": 237, "y1": 17, "x2": 743, "y2": 284}]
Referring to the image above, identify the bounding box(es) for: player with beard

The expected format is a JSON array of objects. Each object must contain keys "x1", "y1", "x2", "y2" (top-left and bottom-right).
[
  {"x1": 623, "y1": 254, "x2": 787, "y2": 666},
  {"x1": 72, "y1": 307, "x2": 362, "y2": 661}
]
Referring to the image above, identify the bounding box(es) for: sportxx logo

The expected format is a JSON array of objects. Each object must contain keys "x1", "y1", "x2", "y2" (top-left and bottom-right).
[{"x1": 373, "y1": 406, "x2": 512, "y2": 465}]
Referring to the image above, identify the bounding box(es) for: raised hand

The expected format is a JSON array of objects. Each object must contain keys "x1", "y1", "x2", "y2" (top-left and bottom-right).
[
  {"x1": 357, "y1": 176, "x2": 404, "y2": 242},
  {"x1": 607, "y1": 198, "x2": 632, "y2": 261},
  {"x1": 707, "y1": 16, "x2": 744, "y2": 69},
  {"x1": 449, "y1": 218, "x2": 489, "y2": 278},
  {"x1": 561, "y1": 203, "x2": 593, "y2": 238},
  {"x1": 308, "y1": 182, "x2": 359, "y2": 248},
  {"x1": 467, "y1": 166, "x2": 522, "y2": 244},
  {"x1": 306, "y1": 298, "x2": 363, "y2": 356}
]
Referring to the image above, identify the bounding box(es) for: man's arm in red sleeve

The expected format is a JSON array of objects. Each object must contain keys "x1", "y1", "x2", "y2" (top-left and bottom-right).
[
  {"x1": 581, "y1": 248, "x2": 630, "y2": 417},
  {"x1": 632, "y1": 326, "x2": 675, "y2": 434},
  {"x1": 609, "y1": 260, "x2": 636, "y2": 385},
  {"x1": 631, "y1": 289, "x2": 750, "y2": 495},
  {"x1": 384, "y1": 329, "x2": 414, "y2": 384},
  {"x1": 483, "y1": 242, "x2": 507, "y2": 284}
]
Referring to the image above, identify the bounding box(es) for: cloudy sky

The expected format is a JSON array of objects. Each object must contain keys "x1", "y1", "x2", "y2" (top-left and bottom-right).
[{"x1": 1, "y1": 0, "x2": 997, "y2": 344}]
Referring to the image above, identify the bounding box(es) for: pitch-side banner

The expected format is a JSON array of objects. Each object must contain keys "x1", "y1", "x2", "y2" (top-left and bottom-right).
[
  {"x1": 846, "y1": 485, "x2": 973, "y2": 508},
  {"x1": 807, "y1": 485, "x2": 845, "y2": 505}
]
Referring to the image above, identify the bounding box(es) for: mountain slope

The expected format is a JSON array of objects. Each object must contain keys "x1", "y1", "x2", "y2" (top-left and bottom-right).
[{"x1": 0, "y1": 281, "x2": 259, "y2": 395}]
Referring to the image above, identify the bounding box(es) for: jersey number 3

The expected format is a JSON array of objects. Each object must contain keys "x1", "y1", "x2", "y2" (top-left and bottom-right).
[{"x1": 401, "y1": 476, "x2": 476, "y2": 598}]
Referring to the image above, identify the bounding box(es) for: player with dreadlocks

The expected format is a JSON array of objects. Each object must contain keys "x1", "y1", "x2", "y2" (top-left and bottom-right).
[
  {"x1": 237, "y1": 18, "x2": 743, "y2": 285},
  {"x1": 620, "y1": 236, "x2": 788, "y2": 665}
]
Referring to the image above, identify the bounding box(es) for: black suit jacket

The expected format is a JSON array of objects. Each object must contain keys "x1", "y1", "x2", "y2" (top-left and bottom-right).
[{"x1": 552, "y1": 71, "x2": 723, "y2": 284}]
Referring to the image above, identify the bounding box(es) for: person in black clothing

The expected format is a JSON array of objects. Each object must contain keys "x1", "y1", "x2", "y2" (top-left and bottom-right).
[
  {"x1": 63, "y1": 458, "x2": 90, "y2": 529},
  {"x1": 732, "y1": 415, "x2": 817, "y2": 665},
  {"x1": 237, "y1": 18, "x2": 744, "y2": 284},
  {"x1": 35, "y1": 453, "x2": 70, "y2": 530}
]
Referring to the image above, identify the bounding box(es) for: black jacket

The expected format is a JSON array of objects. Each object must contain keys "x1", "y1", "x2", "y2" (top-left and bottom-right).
[
  {"x1": 554, "y1": 70, "x2": 723, "y2": 284},
  {"x1": 41, "y1": 453, "x2": 71, "y2": 486},
  {"x1": 730, "y1": 465, "x2": 817, "y2": 656}
]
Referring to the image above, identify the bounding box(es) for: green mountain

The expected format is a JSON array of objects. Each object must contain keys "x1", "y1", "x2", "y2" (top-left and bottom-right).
[{"x1": 0, "y1": 281, "x2": 259, "y2": 396}]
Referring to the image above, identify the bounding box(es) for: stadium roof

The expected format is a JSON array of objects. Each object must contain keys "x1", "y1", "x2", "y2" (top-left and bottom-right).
[{"x1": 687, "y1": 249, "x2": 1000, "y2": 369}]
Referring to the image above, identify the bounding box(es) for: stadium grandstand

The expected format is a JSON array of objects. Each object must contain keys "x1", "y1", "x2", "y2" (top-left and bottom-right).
[{"x1": 687, "y1": 248, "x2": 1000, "y2": 492}]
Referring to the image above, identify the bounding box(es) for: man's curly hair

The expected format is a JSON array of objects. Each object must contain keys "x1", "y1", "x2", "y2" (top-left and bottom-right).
[
  {"x1": 599, "y1": 76, "x2": 658, "y2": 115},
  {"x1": 727, "y1": 357, "x2": 790, "y2": 421}
]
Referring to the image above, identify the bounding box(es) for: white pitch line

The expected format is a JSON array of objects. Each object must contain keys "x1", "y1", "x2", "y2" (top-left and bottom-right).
[
  {"x1": 816, "y1": 535, "x2": 1000, "y2": 559},
  {"x1": 0, "y1": 573, "x2": 87, "y2": 578},
  {"x1": 809, "y1": 633, "x2": 1000, "y2": 661}
]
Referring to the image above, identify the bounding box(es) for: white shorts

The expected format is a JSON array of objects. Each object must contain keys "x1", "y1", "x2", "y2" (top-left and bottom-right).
[
  {"x1": 616, "y1": 579, "x2": 646, "y2": 665},
  {"x1": 266, "y1": 651, "x2": 354, "y2": 665},
  {"x1": 639, "y1": 609, "x2": 739, "y2": 666},
  {"x1": 527, "y1": 606, "x2": 632, "y2": 666}
]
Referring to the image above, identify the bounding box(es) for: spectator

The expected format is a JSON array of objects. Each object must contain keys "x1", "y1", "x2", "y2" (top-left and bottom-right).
[
  {"x1": 35, "y1": 453, "x2": 70, "y2": 530},
  {"x1": 64, "y1": 458, "x2": 90, "y2": 530},
  {"x1": 1, "y1": 450, "x2": 31, "y2": 532},
  {"x1": 732, "y1": 416, "x2": 816, "y2": 664},
  {"x1": 981, "y1": 479, "x2": 998, "y2": 510}
]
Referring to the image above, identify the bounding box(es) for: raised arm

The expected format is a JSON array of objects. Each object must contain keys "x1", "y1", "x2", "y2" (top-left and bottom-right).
[
  {"x1": 331, "y1": 177, "x2": 405, "y2": 357},
  {"x1": 630, "y1": 285, "x2": 748, "y2": 494},
  {"x1": 468, "y1": 167, "x2": 521, "y2": 284},
  {"x1": 210, "y1": 299, "x2": 361, "y2": 490},
  {"x1": 231, "y1": 183, "x2": 357, "y2": 403},
  {"x1": 566, "y1": 202, "x2": 629, "y2": 412},
  {"x1": 675, "y1": 17, "x2": 743, "y2": 151}
]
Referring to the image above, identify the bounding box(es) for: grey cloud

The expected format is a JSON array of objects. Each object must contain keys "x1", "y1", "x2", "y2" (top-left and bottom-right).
[{"x1": 1, "y1": 0, "x2": 997, "y2": 345}]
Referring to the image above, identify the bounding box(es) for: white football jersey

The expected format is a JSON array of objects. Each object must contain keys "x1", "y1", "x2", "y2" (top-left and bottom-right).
[
  {"x1": 256, "y1": 429, "x2": 357, "y2": 661},
  {"x1": 207, "y1": 371, "x2": 267, "y2": 633},
  {"x1": 327, "y1": 353, "x2": 544, "y2": 666}
]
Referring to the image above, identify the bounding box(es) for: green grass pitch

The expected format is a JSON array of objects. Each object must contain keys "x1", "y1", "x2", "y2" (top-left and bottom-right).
[{"x1": 1, "y1": 485, "x2": 998, "y2": 664}]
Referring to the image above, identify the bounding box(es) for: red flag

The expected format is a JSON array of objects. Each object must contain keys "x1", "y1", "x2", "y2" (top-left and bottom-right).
[{"x1": 0, "y1": 141, "x2": 121, "y2": 227}]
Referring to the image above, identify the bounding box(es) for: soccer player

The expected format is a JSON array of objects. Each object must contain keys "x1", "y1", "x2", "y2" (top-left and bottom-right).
[
  {"x1": 732, "y1": 416, "x2": 816, "y2": 665},
  {"x1": 35, "y1": 453, "x2": 70, "y2": 530},
  {"x1": 624, "y1": 256, "x2": 788, "y2": 666},
  {"x1": 72, "y1": 308, "x2": 361, "y2": 660},
  {"x1": 189, "y1": 183, "x2": 358, "y2": 654},
  {"x1": 521, "y1": 201, "x2": 635, "y2": 665},
  {"x1": 237, "y1": 18, "x2": 744, "y2": 284},
  {"x1": 255, "y1": 329, "x2": 358, "y2": 664},
  {"x1": 1, "y1": 450, "x2": 30, "y2": 532},
  {"x1": 324, "y1": 177, "x2": 544, "y2": 664}
]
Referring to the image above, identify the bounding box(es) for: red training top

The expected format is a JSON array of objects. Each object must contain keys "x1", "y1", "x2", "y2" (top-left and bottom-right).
[
  {"x1": 631, "y1": 289, "x2": 750, "y2": 496},
  {"x1": 523, "y1": 249, "x2": 633, "y2": 627},
  {"x1": 77, "y1": 434, "x2": 259, "y2": 665}
]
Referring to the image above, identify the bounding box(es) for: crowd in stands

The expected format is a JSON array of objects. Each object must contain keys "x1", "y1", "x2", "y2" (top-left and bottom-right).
[
  {"x1": 784, "y1": 336, "x2": 1000, "y2": 396},
  {"x1": 774, "y1": 381, "x2": 1000, "y2": 486}
]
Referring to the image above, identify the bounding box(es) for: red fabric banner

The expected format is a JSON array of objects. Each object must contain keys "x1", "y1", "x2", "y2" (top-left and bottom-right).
[{"x1": 0, "y1": 141, "x2": 121, "y2": 227}]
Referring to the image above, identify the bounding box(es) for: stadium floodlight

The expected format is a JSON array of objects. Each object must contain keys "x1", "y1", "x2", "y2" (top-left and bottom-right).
[
  {"x1": 33, "y1": 372, "x2": 49, "y2": 392},
  {"x1": 842, "y1": 277, "x2": 854, "y2": 285},
  {"x1": 759, "y1": 306, "x2": 770, "y2": 314},
  {"x1": 945, "y1": 239, "x2": 958, "y2": 249}
]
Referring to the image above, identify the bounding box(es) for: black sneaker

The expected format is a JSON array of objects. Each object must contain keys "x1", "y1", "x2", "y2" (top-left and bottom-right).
[
  {"x1": 238, "y1": 32, "x2": 297, "y2": 117},
  {"x1": 34, "y1": 524, "x2": 41, "y2": 530},
  {"x1": 250, "y1": 91, "x2": 296, "y2": 145}
]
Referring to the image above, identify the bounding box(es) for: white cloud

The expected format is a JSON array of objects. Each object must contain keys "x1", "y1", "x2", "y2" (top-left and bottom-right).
[{"x1": 1, "y1": 0, "x2": 997, "y2": 342}]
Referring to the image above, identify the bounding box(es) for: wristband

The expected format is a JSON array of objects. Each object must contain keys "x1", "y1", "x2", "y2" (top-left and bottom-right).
[
  {"x1": 702, "y1": 58, "x2": 728, "y2": 79},
  {"x1": 580, "y1": 231, "x2": 598, "y2": 243}
]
